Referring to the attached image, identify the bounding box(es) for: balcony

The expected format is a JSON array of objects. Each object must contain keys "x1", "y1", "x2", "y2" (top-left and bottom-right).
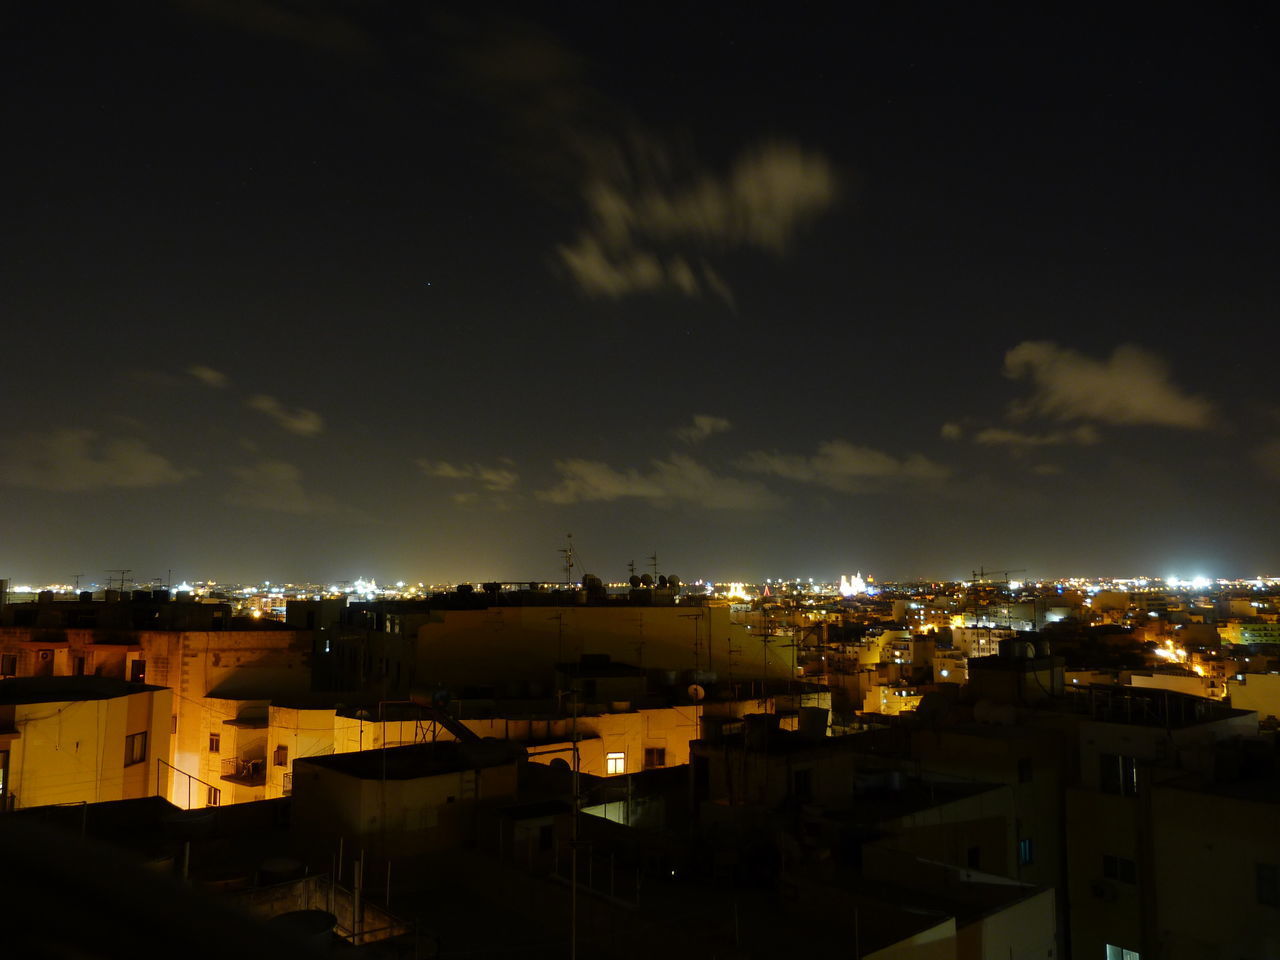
[{"x1": 220, "y1": 757, "x2": 266, "y2": 786}]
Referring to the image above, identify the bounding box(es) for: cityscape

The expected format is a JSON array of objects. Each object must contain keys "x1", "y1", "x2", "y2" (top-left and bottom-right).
[
  {"x1": 5, "y1": 563, "x2": 1280, "y2": 956},
  {"x1": 3, "y1": 1, "x2": 1275, "y2": 959}
]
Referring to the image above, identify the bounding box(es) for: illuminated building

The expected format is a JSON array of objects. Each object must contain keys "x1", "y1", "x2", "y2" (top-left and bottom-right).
[{"x1": 0, "y1": 676, "x2": 171, "y2": 809}]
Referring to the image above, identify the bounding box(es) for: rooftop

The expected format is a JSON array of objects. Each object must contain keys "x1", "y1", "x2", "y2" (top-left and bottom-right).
[
  {"x1": 296, "y1": 740, "x2": 524, "y2": 780},
  {"x1": 0, "y1": 676, "x2": 164, "y2": 705}
]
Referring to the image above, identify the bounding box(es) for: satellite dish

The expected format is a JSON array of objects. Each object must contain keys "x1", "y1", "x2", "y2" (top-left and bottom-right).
[
  {"x1": 629, "y1": 575, "x2": 642, "y2": 588},
  {"x1": 658, "y1": 575, "x2": 668, "y2": 588},
  {"x1": 640, "y1": 573, "x2": 654, "y2": 587},
  {"x1": 687, "y1": 683, "x2": 705, "y2": 701}
]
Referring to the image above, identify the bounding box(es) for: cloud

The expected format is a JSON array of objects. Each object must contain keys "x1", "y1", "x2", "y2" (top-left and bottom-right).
[
  {"x1": 1031, "y1": 464, "x2": 1063, "y2": 476},
  {"x1": 940, "y1": 423, "x2": 964, "y2": 441},
  {"x1": 537, "y1": 454, "x2": 778, "y2": 510},
  {"x1": 225, "y1": 460, "x2": 335, "y2": 514},
  {"x1": 0, "y1": 430, "x2": 190, "y2": 492},
  {"x1": 738, "y1": 439, "x2": 949, "y2": 493},
  {"x1": 417, "y1": 459, "x2": 519, "y2": 493},
  {"x1": 675, "y1": 414, "x2": 731, "y2": 444},
  {"x1": 974, "y1": 425, "x2": 1100, "y2": 448},
  {"x1": 448, "y1": 21, "x2": 836, "y2": 303},
  {"x1": 188, "y1": 365, "x2": 228, "y2": 388},
  {"x1": 559, "y1": 141, "x2": 839, "y2": 301},
  {"x1": 247, "y1": 394, "x2": 325, "y2": 437},
  {"x1": 1004, "y1": 341, "x2": 1212, "y2": 428}
]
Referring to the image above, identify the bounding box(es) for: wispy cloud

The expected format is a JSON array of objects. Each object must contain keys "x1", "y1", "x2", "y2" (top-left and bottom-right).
[
  {"x1": 675, "y1": 414, "x2": 731, "y2": 444},
  {"x1": 739, "y1": 439, "x2": 949, "y2": 493},
  {"x1": 1004, "y1": 341, "x2": 1211, "y2": 429},
  {"x1": 0, "y1": 430, "x2": 190, "y2": 492},
  {"x1": 417, "y1": 459, "x2": 520, "y2": 493},
  {"x1": 188, "y1": 365, "x2": 229, "y2": 388},
  {"x1": 940, "y1": 422, "x2": 964, "y2": 441},
  {"x1": 226, "y1": 460, "x2": 335, "y2": 514},
  {"x1": 974, "y1": 425, "x2": 1100, "y2": 448},
  {"x1": 247, "y1": 394, "x2": 325, "y2": 437},
  {"x1": 560, "y1": 141, "x2": 839, "y2": 302},
  {"x1": 538, "y1": 454, "x2": 778, "y2": 510}
]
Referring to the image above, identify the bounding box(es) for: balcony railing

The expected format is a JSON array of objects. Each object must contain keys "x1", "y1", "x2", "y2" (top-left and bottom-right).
[{"x1": 220, "y1": 758, "x2": 266, "y2": 786}]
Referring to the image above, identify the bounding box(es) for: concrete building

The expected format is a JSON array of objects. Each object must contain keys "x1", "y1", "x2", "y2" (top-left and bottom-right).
[
  {"x1": 0, "y1": 676, "x2": 170, "y2": 808},
  {"x1": 0, "y1": 597, "x2": 314, "y2": 809},
  {"x1": 323, "y1": 596, "x2": 795, "y2": 702},
  {"x1": 1064, "y1": 688, "x2": 1257, "y2": 960},
  {"x1": 290, "y1": 740, "x2": 523, "y2": 856}
]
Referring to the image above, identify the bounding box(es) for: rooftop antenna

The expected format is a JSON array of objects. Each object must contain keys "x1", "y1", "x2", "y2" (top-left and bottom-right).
[
  {"x1": 559, "y1": 534, "x2": 575, "y2": 585},
  {"x1": 105, "y1": 569, "x2": 132, "y2": 593},
  {"x1": 648, "y1": 551, "x2": 659, "y2": 580},
  {"x1": 71, "y1": 573, "x2": 83, "y2": 592}
]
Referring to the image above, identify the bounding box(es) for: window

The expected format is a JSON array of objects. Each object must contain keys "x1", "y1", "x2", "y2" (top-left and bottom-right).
[
  {"x1": 1018, "y1": 837, "x2": 1034, "y2": 866},
  {"x1": 72, "y1": 656, "x2": 85, "y2": 676},
  {"x1": 274, "y1": 745, "x2": 288, "y2": 767},
  {"x1": 644, "y1": 747, "x2": 666, "y2": 769},
  {"x1": 207, "y1": 786, "x2": 221, "y2": 807},
  {"x1": 1257, "y1": 863, "x2": 1280, "y2": 907},
  {"x1": 1103, "y1": 855, "x2": 1137, "y2": 884},
  {"x1": 0, "y1": 653, "x2": 15, "y2": 675},
  {"x1": 129, "y1": 659, "x2": 146, "y2": 683},
  {"x1": 171, "y1": 715, "x2": 177, "y2": 734},
  {"x1": 209, "y1": 732, "x2": 220, "y2": 754},
  {"x1": 605, "y1": 752, "x2": 626, "y2": 775},
  {"x1": 124, "y1": 732, "x2": 148, "y2": 766},
  {"x1": 1100, "y1": 753, "x2": 1139, "y2": 796},
  {"x1": 1017, "y1": 757, "x2": 1033, "y2": 783},
  {"x1": 1105, "y1": 946, "x2": 1140, "y2": 960}
]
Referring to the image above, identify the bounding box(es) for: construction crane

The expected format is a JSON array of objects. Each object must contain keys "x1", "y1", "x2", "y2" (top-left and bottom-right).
[{"x1": 969, "y1": 567, "x2": 1026, "y2": 587}]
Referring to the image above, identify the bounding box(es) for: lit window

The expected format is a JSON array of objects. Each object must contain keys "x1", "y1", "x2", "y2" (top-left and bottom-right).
[
  {"x1": 1099, "y1": 753, "x2": 1139, "y2": 796},
  {"x1": 605, "y1": 752, "x2": 626, "y2": 775},
  {"x1": 1018, "y1": 837, "x2": 1034, "y2": 866},
  {"x1": 1105, "y1": 946, "x2": 1140, "y2": 960},
  {"x1": 124, "y1": 732, "x2": 147, "y2": 766}
]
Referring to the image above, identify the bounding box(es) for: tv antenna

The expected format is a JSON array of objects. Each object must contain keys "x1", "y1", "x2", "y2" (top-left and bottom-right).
[
  {"x1": 71, "y1": 573, "x2": 83, "y2": 592},
  {"x1": 105, "y1": 569, "x2": 132, "y2": 592},
  {"x1": 558, "y1": 534, "x2": 575, "y2": 585}
]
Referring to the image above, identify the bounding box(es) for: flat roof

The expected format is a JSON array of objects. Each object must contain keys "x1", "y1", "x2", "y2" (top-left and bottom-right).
[
  {"x1": 0, "y1": 676, "x2": 165, "y2": 705},
  {"x1": 296, "y1": 740, "x2": 523, "y2": 780}
]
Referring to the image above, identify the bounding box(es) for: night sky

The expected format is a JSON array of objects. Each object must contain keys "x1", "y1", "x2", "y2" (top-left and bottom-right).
[{"x1": 2, "y1": 2, "x2": 1276, "y2": 585}]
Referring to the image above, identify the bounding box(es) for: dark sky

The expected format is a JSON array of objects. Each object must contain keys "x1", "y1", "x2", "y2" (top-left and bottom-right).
[{"x1": 2, "y1": 2, "x2": 1276, "y2": 585}]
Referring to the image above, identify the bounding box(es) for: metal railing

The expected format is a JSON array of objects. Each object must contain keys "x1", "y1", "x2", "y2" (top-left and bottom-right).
[
  {"x1": 156, "y1": 757, "x2": 220, "y2": 809},
  {"x1": 220, "y1": 758, "x2": 265, "y2": 783},
  {"x1": 282, "y1": 772, "x2": 292, "y2": 796}
]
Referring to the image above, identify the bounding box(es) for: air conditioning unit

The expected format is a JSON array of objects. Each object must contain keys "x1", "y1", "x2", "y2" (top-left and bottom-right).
[{"x1": 38, "y1": 649, "x2": 52, "y2": 661}]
